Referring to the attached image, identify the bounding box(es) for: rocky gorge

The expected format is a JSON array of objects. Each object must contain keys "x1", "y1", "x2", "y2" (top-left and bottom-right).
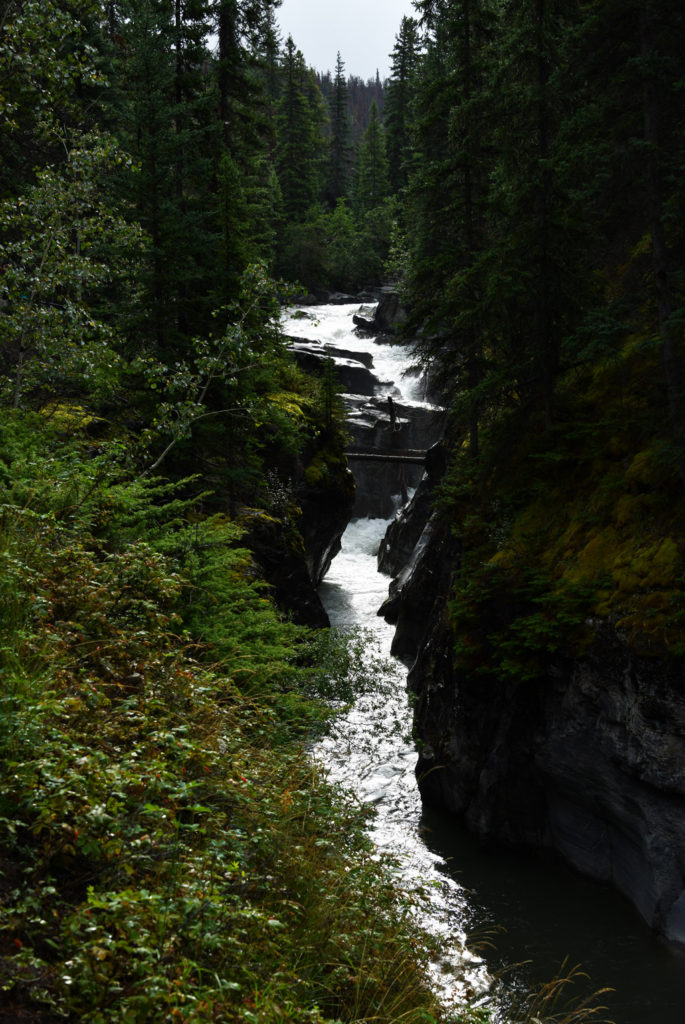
[
  {"x1": 286, "y1": 293, "x2": 685, "y2": 951},
  {"x1": 282, "y1": 296, "x2": 685, "y2": 1021},
  {"x1": 379, "y1": 437, "x2": 685, "y2": 950}
]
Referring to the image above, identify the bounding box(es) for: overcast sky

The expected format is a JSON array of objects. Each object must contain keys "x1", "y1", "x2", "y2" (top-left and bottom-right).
[{"x1": 276, "y1": 0, "x2": 417, "y2": 81}]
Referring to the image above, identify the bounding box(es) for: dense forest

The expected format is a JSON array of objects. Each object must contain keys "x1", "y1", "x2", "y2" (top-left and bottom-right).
[
  {"x1": 0, "y1": 2, "x2": 439, "y2": 1021},
  {"x1": 401, "y1": 0, "x2": 685, "y2": 682},
  {"x1": 1, "y1": 0, "x2": 685, "y2": 1019}
]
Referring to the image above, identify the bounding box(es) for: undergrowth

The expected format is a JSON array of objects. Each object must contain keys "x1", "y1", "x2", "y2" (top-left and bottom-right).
[
  {"x1": 0, "y1": 409, "x2": 617, "y2": 1024},
  {"x1": 440, "y1": 341, "x2": 685, "y2": 682},
  {"x1": 0, "y1": 412, "x2": 449, "y2": 1024}
]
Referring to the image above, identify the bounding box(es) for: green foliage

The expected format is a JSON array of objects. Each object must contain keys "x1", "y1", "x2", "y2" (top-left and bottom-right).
[
  {"x1": 275, "y1": 37, "x2": 328, "y2": 224},
  {"x1": 325, "y1": 52, "x2": 353, "y2": 207},
  {"x1": 126, "y1": 261, "x2": 307, "y2": 502},
  {"x1": 0, "y1": 129, "x2": 144, "y2": 408},
  {"x1": 0, "y1": 414, "x2": 445, "y2": 1024},
  {"x1": 439, "y1": 336, "x2": 685, "y2": 682},
  {"x1": 353, "y1": 100, "x2": 390, "y2": 216},
  {"x1": 0, "y1": 0, "x2": 104, "y2": 191},
  {"x1": 399, "y1": 0, "x2": 685, "y2": 685},
  {"x1": 0, "y1": 6, "x2": 461, "y2": 1014},
  {"x1": 384, "y1": 16, "x2": 422, "y2": 196}
]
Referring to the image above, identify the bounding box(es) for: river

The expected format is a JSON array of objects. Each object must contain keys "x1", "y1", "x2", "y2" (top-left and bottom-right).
[{"x1": 281, "y1": 302, "x2": 685, "y2": 1024}]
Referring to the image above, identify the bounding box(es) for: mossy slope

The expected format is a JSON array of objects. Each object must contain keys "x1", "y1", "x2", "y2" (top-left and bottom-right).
[{"x1": 441, "y1": 340, "x2": 685, "y2": 680}]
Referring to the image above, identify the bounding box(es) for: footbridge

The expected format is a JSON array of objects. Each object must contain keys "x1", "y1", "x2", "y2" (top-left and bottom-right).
[{"x1": 345, "y1": 447, "x2": 428, "y2": 466}]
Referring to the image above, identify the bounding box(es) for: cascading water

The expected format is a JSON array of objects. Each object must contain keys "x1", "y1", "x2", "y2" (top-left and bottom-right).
[
  {"x1": 317, "y1": 516, "x2": 490, "y2": 1009},
  {"x1": 283, "y1": 301, "x2": 490, "y2": 1010},
  {"x1": 281, "y1": 302, "x2": 685, "y2": 1024}
]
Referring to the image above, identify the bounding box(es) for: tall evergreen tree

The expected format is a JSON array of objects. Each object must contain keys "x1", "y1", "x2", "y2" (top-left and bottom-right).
[
  {"x1": 211, "y1": 1, "x2": 283, "y2": 300},
  {"x1": 353, "y1": 99, "x2": 389, "y2": 216},
  {"x1": 635, "y1": 0, "x2": 685, "y2": 445},
  {"x1": 384, "y1": 16, "x2": 421, "y2": 195},
  {"x1": 325, "y1": 52, "x2": 352, "y2": 206},
  {"x1": 406, "y1": 0, "x2": 495, "y2": 449},
  {"x1": 274, "y1": 36, "x2": 326, "y2": 222},
  {"x1": 564, "y1": 0, "x2": 685, "y2": 451},
  {"x1": 107, "y1": 0, "x2": 217, "y2": 349},
  {"x1": 273, "y1": 35, "x2": 329, "y2": 283}
]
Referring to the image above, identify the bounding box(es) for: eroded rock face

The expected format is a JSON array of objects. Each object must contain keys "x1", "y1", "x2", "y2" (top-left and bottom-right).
[
  {"x1": 298, "y1": 462, "x2": 355, "y2": 586},
  {"x1": 377, "y1": 448, "x2": 685, "y2": 944},
  {"x1": 408, "y1": 585, "x2": 685, "y2": 943},
  {"x1": 539, "y1": 637, "x2": 685, "y2": 942},
  {"x1": 377, "y1": 442, "x2": 450, "y2": 658},
  {"x1": 241, "y1": 510, "x2": 331, "y2": 628}
]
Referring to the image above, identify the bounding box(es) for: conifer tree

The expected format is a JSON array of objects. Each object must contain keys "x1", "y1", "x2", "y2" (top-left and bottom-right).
[
  {"x1": 106, "y1": 0, "x2": 217, "y2": 350},
  {"x1": 275, "y1": 36, "x2": 326, "y2": 222},
  {"x1": 326, "y1": 52, "x2": 352, "y2": 206},
  {"x1": 484, "y1": 0, "x2": 599, "y2": 427},
  {"x1": 384, "y1": 16, "x2": 421, "y2": 195},
  {"x1": 564, "y1": 0, "x2": 685, "y2": 452},
  {"x1": 406, "y1": 0, "x2": 497, "y2": 453},
  {"x1": 353, "y1": 99, "x2": 390, "y2": 216}
]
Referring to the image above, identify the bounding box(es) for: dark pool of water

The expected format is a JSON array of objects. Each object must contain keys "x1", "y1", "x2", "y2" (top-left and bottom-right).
[{"x1": 421, "y1": 803, "x2": 685, "y2": 1024}]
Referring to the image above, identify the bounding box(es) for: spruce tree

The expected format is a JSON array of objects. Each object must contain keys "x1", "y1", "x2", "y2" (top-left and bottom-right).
[
  {"x1": 406, "y1": 0, "x2": 496, "y2": 452},
  {"x1": 384, "y1": 16, "x2": 421, "y2": 195},
  {"x1": 107, "y1": 0, "x2": 218, "y2": 350},
  {"x1": 353, "y1": 100, "x2": 390, "y2": 216},
  {"x1": 274, "y1": 36, "x2": 326, "y2": 223},
  {"x1": 565, "y1": 0, "x2": 685, "y2": 456},
  {"x1": 326, "y1": 52, "x2": 352, "y2": 206}
]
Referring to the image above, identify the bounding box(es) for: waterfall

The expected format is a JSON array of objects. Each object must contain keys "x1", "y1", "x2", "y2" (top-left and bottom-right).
[{"x1": 283, "y1": 301, "x2": 490, "y2": 1011}]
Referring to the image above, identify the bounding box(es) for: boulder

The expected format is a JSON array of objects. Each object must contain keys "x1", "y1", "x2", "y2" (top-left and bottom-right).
[
  {"x1": 374, "y1": 289, "x2": 407, "y2": 333},
  {"x1": 347, "y1": 289, "x2": 408, "y2": 337},
  {"x1": 353, "y1": 313, "x2": 377, "y2": 333}
]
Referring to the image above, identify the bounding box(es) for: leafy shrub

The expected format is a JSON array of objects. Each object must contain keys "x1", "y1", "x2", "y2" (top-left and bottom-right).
[{"x1": 0, "y1": 414, "x2": 446, "y2": 1024}]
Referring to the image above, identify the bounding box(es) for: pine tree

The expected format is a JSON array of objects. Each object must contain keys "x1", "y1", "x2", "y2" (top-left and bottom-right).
[
  {"x1": 353, "y1": 100, "x2": 389, "y2": 216},
  {"x1": 105, "y1": 0, "x2": 217, "y2": 349},
  {"x1": 384, "y1": 16, "x2": 421, "y2": 195},
  {"x1": 564, "y1": 0, "x2": 685, "y2": 456},
  {"x1": 635, "y1": 0, "x2": 685, "y2": 446},
  {"x1": 272, "y1": 36, "x2": 330, "y2": 284},
  {"x1": 406, "y1": 0, "x2": 495, "y2": 452},
  {"x1": 484, "y1": 0, "x2": 604, "y2": 427},
  {"x1": 325, "y1": 52, "x2": 352, "y2": 206},
  {"x1": 274, "y1": 36, "x2": 326, "y2": 222}
]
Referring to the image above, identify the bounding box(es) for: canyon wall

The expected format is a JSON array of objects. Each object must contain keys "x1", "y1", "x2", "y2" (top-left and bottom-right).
[{"x1": 383, "y1": 494, "x2": 685, "y2": 944}]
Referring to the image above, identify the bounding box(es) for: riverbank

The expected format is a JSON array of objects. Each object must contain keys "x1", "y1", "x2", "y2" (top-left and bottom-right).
[{"x1": 0, "y1": 409, "x2": 445, "y2": 1023}]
